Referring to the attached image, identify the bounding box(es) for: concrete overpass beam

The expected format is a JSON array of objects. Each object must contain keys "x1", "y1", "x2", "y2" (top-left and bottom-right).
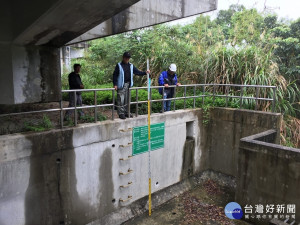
[{"x1": 68, "y1": 0, "x2": 217, "y2": 44}]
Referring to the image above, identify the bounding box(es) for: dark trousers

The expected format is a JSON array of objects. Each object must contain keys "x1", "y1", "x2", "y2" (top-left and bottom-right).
[
  {"x1": 65, "y1": 93, "x2": 84, "y2": 118},
  {"x1": 117, "y1": 83, "x2": 130, "y2": 116}
]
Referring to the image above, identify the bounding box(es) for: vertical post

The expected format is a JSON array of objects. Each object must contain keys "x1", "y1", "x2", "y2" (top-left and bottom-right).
[
  {"x1": 272, "y1": 87, "x2": 276, "y2": 113},
  {"x1": 94, "y1": 91, "x2": 97, "y2": 122},
  {"x1": 74, "y1": 91, "x2": 77, "y2": 126},
  {"x1": 136, "y1": 89, "x2": 139, "y2": 117},
  {"x1": 225, "y1": 85, "x2": 229, "y2": 108},
  {"x1": 150, "y1": 88, "x2": 152, "y2": 115},
  {"x1": 162, "y1": 86, "x2": 165, "y2": 113},
  {"x1": 112, "y1": 89, "x2": 115, "y2": 120},
  {"x1": 60, "y1": 100, "x2": 63, "y2": 129},
  {"x1": 147, "y1": 58, "x2": 152, "y2": 217},
  {"x1": 255, "y1": 87, "x2": 259, "y2": 111},
  {"x1": 173, "y1": 86, "x2": 176, "y2": 111},
  {"x1": 128, "y1": 89, "x2": 131, "y2": 117},
  {"x1": 193, "y1": 86, "x2": 196, "y2": 109},
  {"x1": 202, "y1": 85, "x2": 205, "y2": 106},
  {"x1": 240, "y1": 86, "x2": 244, "y2": 109},
  {"x1": 213, "y1": 84, "x2": 216, "y2": 105},
  {"x1": 184, "y1": 86, "x2": 186, "y2": 109}
]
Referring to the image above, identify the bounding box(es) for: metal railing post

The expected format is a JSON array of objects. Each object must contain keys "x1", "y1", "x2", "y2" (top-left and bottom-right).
[
  {"x1": 162, "y1": 87, "x2": 165, "y2": 113},
  {"x1": 112, "y1": 89, "x2": 115, "y2": 120},
  {"x1": 240, "y1": 86, "x2": 244, "y2": 109},
  {"x1": 184, "y1": 86, "x2": 186, "y2": 109},
  {"x1": 128, "y1": 89, "x2": 131, "y2": 117},
  {"x1": 225, "y1": 85, "x2": 229, "y2": 108},
  {"x1": 202, "y1": 85, "x2": 205, "y2": 106},
  {"x1": 213, "y1": 84, "x2": 216, "y2": 105},
  {"x1": 193, "y1": 86, "x2": 196, "y2": 109},
  {"x1": 255, "y1": 87, "x2": 259, "y2": 111},
  {"x1": 272, "y1": 87, "x2": 276, "y2": 112},
  {"x1": 60, "y1": 100, "x2": 63, "y2": 129},
  {"x1": 173, "y1": 86, "x2": 176, "y2": 111},
  {"x1": 136, "y1": 89, "x2": 138, "y2": 117},
  {"x1": 94, "y1": 91, "x2": 97, "y2": 122},
  {"x1": 74, "y1": 91, "x2": 77, "y2": 126}
]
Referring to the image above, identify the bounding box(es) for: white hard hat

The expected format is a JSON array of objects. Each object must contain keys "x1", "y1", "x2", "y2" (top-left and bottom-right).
[{"x1": 169, "y1": 64, "x2": 177, "y2": 72}]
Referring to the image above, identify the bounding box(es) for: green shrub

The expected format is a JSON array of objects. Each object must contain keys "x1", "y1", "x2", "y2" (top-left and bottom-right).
[
  {"x1": 80, "y1": 114, "x2": 107, "y2": 123},
  {"x1": 24, "y1": 115, "x2": 53, "y2": 132}
]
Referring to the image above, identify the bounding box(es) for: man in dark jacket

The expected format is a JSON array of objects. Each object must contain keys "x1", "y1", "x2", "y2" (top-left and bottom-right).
[
  {"x1": 113, "y1": 52, "x2": 150, "y2": 119},
  {"x1": 65, "y1": 64, "x2": 85, "y2": 120},
  {"x1": 158, "y1": 64, "x2": 181, "y2": 112}
]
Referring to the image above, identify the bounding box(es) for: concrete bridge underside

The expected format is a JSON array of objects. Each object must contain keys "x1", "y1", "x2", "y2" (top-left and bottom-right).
[{"x1": 0, "y1": 0, "x2": 217, "y2": 105}]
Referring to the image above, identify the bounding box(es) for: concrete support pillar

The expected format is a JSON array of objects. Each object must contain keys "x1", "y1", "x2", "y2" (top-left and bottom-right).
[
  {"x1": 60, "y1": 46, "x2": 72, "y2": 74},
  {"x1": 0, "y1": 44, "x2": 61, "y2": 104},
  {"x1": 0, "y1": 44, "x2": 14, "y2": 104}
]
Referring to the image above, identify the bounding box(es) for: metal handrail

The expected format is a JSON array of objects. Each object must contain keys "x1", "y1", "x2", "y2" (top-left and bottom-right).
[
  {"x1": 62, "y1": 88, "x2": 115, "y2": 92},
  {"x1": 0, "y1": 84, "x2": 277, "y2": 130},
  {"x1": 129, "y1": 84, "x2": 276, "y2": 115},
  {"x1": 129, "y1": 84, "x2": 276, "y2": 89}
]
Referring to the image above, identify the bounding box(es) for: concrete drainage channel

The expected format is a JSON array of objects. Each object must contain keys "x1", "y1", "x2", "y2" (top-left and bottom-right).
[
  {"x1": 121, "y1": 170, "x2": 250, "y2": 225},
  {"x1": 122, "y1": 175, "x2": 300, "y2": 225}
]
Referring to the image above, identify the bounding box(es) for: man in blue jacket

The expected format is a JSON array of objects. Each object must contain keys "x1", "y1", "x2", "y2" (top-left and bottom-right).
[
  {"x1": 159, "y1": 64, "x2": 181, "y2": 112},
  {"x1": 113, "y1": 52, "x2": 150, "y2": 119}
]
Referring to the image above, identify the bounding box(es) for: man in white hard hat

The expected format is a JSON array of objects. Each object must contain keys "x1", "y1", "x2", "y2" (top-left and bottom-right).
[{"x1": 158, "y1": 64, "x2": 181, "y2": 111}]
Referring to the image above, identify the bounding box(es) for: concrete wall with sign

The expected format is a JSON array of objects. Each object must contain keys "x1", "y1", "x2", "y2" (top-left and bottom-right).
[
  {"x1": 0, "y1": 109, "x2": 205, "y2": 225},
  {"x1": 0, "y1": 108, "x2": 283, "y2": 225}
]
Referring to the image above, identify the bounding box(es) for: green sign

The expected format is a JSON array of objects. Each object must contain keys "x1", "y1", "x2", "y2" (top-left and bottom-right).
[{"x1": 132, "y1": 123, "x2": 165, "y2": 155}]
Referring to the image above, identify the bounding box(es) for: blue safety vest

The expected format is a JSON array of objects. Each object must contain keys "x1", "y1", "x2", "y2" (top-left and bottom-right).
[{"x1": 116, "y1": 63, "x2": 134, "y2": 89}]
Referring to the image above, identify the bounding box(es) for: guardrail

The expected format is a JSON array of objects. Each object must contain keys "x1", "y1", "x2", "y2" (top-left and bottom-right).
[
  {"x1": 61, "y1": 88, "x2": 115, "y2": 126},
  {"x1": 128, "y1": 84, "x2": 276, "y2": 117},
  {"x1": 0, "y1": 84, "x2": 276, "y2": 129}
]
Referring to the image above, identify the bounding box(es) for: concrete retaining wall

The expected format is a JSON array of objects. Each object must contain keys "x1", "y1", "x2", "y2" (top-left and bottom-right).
[
  {"x1": 0, "y1": 109, "x2": 205, "y2": 225},
  {"x1": 0, "y1": 108, "x2": 284, "y2": 225},
  {"x1": 236, "y1": 130, "x2": 300, "y2": 223},
  {"x1": 207, "y1": 108, "x2": 282, "y2": 177}
]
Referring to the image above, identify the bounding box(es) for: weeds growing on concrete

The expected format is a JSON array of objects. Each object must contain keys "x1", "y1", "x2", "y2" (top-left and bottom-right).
[{"x1": 24, "y1": 115, "x2": 53, "y2": 132}]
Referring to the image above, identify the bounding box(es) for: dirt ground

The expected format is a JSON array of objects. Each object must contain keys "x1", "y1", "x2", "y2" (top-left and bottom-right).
[{"x1": 123, "y1": 179, "x2": 251, "y2": 225}]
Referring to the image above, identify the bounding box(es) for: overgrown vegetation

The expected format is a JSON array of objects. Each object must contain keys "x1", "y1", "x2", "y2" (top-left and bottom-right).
[
  {"x1": 24, "y1": 115, "x2": 53, "y2": 132},
  {"x1": 63, "y1": 5, "x2": 300, "y2": 147},
  {"x1": 80, "y1": 114, "x2": 107, "y2": 123}
]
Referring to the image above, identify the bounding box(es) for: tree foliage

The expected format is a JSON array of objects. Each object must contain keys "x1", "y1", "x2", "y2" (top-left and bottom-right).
[{"x1": 65, "y1": 4, "x2": 300, "y2": 146}]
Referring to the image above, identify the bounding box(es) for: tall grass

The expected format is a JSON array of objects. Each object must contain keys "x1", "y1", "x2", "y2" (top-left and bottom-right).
[{"x1": 183, "y1": 43, "x2": 300, "y2": 117}]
